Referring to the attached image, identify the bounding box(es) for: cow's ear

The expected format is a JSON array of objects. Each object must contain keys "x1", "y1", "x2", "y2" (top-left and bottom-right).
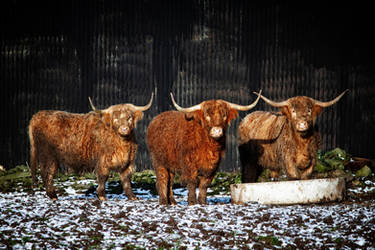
[
  {"x1": 312, "y1": 105, "x2": 323, "y2": 119},
  {"x1": 281, "y1": 106, "x2": 291, "y2": 119},
  {"x1": 227, "y1": 109, "x2": 238, "y2": 124},
  {"x1": 134, "y1": 110, "x2": 144, "y2": 124},
  {"x1": 192, "y1": 110, "x2": 204, "y2": 124},
  {"x1": 101, "y1": 113, "x2": 112, "y2": 127},
  {"x1": 184, "y1": 112, "x2": 194, "y2": 121}
]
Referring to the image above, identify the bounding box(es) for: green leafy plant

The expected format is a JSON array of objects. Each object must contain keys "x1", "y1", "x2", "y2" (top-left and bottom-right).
[
  {"x1": 208, "y1": 172, "x2": 241, "y2": 195},
  {"x1": 257, "y1": 235, "x2": 282, "y2": 246},
  {"x1": 0, "y1": 165, "x2": 32, "y2": 192},
  {"x1": 355, "y1": 165, "x2": 372, "y2": 178},
  {"x1": 315, "y1": 148, "x2": 350, "y2": 173}
]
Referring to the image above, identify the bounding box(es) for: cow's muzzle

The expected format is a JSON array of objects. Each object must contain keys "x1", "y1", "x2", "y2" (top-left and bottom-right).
[
  {"x1": 210, "y1": 126, "x2": 223, "y2": 139},
  {"x1": 296, "y1": 120, "x2": 310, "y2": 132},
  {"x1": 119, "y1": 126, "x2": 130, "y2": 136}
]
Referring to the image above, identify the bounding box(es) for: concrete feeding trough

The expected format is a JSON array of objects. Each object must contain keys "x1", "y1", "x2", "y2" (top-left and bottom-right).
[{"x1": 231, "y1": 177, "x2": 346, "y2": 205}]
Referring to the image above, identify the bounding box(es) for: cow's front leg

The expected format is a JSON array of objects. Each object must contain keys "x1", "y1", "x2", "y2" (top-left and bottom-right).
[
  {"x1": 155, "y1": 166, "x2": 169, "y2": 205},
  {"x1": 300, "y1": 159, "x2": 315, "y2": 180},
  {"x1": 270, "y1": 170, "x2": 280, "y2": 179},
  {"x1": 198, "y1": 175, "x2": 214, "y2": 205},
  {"x1": 120, "y1": 164, "x2": 137, "y2": 201},
  {"x1": 96, "y1": 166, "x2": 109, "y2": 201},
  {"x1": 187, "y1": 182, "x2": 198, "y2": 205},
  {"x1": 284, "y1": 156, "x2": 301, "y2": 180}
]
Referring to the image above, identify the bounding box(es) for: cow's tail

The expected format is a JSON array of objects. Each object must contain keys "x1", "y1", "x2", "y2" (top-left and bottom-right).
[{"x1": 28, "y1": 124, "x2": 38, "y2": 188}]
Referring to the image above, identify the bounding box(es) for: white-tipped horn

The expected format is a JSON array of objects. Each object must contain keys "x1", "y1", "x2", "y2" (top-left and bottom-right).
[
  {"x1": 254, "y1": 91, "x2": 289, "y2": 108},
  {"x1": 311, "y1": 89, "x2": 349, "y2": 108},
  {"x1": 128, "y1": 92, "x2": 154, "y2": 111},
  {"x1": 88, "y1": 97, "x2": 102, "y2": 114},
  {"x1": 224, "y1": 90, "x2": 262, "y2": 111},
  {"x1": 170, "y1": 92, "x2": 202, "y2": 112}
]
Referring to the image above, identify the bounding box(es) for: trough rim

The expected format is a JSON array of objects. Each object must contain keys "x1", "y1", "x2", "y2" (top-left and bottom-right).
[{"x1": 230, "y1": 177, "x2": 346, "y2": 205}]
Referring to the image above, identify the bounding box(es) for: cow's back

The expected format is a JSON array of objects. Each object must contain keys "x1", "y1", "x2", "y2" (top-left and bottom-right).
[
  {"x1": 30, "y1": 110, "x2": 97, "y2": 142},
  {"x1": 238, "y1": 111, "x2": 286, "y2": 145},
  {"x1": 29, "y1": 110, "x2": 102, "y2": 165},
  {"x1": 238, "y1": 111, "x2": 288, "y2": 169},
  {"x1": 147, "y1": 111, "x2": 187, "y2": 166}
]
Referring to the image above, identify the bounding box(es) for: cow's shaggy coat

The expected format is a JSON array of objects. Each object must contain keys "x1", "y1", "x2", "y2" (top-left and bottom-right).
[
  {"x1": 29, "y1": 94, "x2": 153, "y2": 200},
  {"x1": 147, "y1": 93, "x2": 260, "y2": 205},
  {"x1": 238, "y1": 90, "x2": 348, "y2": 182}
]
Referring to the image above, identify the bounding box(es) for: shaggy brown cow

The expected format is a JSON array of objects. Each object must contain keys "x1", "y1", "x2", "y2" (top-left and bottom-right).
[
  {"x1": 238, "y1": 90, "x2": 348, "y2": 182},
  {"x1": 147, "y1": 92, "x2": 261, "y2": 205},
  {"x1": 28, "y1": 93, "x2": 153, "y2": 200}
]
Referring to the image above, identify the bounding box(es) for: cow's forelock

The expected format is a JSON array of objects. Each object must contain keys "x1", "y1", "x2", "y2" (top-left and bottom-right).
[
  {"x1": 200, "y1": 101, "x2": 230, "y2": 139},
  {"x1": 110, "y1": 108, "x2": 135, "y2": 137},
  {"x1": 288, "y1": 97, "x2": 315, "y2": 134}
]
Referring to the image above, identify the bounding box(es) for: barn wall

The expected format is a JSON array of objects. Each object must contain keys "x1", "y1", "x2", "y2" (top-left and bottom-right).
[{"x1": 1, "y1": 0, "x2": 374, "y2": 171}]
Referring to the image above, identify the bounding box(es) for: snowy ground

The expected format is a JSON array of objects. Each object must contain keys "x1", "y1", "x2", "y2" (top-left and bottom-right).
[{"x1": 1, "y1": 178, "x2": 375, "y2": 249}]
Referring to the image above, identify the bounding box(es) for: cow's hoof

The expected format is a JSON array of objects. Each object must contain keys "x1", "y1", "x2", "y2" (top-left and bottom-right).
[{"x1": 170, "y1": 200, "x2": 177, "y2": 206}]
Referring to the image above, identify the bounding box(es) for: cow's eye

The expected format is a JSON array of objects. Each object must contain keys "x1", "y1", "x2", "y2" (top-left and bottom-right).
[
  {"x1": 128, "y1": 117, "x2": 133, "y2": 123},
  {"x1": 307, "y1": 109, "x2": 312, "y2": 115},
  {"x1": 291, "y1": 109, "x2": 297, "y2": 118}
]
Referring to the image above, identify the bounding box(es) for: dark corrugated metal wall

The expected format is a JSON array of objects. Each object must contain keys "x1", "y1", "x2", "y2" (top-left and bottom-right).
[{"x1": 1, "y1": 1, "x2": 374, "y2": 171}]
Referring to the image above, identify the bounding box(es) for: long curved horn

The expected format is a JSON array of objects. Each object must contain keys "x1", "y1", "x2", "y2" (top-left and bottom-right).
[
  {"x1": 170, "y1": 92, "x2": 201, "y2": 112},
  {"x1": 311, "y1": 89, "x2": 349, "y2": 108},
  {"x1": 128, "y1": 92, "x2": 154, "y2": 111},
  {"x1": 88, "y1": 97, "x2": 102, "y2": 114},
  {"x1": 253, "y1": 91, "x2": 289, "y2": 108},
  {"x1": 224, "y1": 90, "x2": 262, "y2": 111}
]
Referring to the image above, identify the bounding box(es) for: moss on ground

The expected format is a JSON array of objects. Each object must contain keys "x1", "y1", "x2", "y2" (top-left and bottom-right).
[{"x1": 1, "y1": 147, "x2": 374, "y2": 199}]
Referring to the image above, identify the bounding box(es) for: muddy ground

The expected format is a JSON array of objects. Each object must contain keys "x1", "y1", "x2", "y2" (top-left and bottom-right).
[{"x1": 0, "y1": 166, "x2": 374, "y2": 249}]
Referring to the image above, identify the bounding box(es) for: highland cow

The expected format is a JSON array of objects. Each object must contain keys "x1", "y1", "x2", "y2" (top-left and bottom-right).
[
  {"x1": 238, "y1": 90, "x2": 348, "y2": 182},
  {"x1": 147, "y1": 92, "x2": 261, "y2": 205},
  {"x1": 28, "y1": 93, "x2": 153, "y2": 200}
]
